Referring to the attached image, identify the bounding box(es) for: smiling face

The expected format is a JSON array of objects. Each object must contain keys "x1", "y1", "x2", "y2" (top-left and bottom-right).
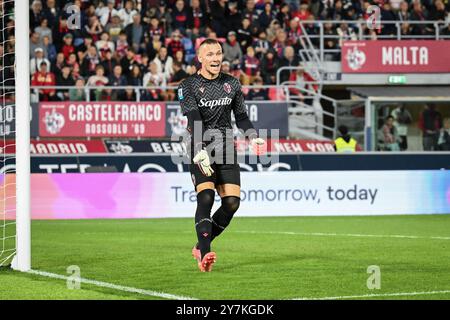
[{"x1": 198, "y1": 41, "x2": 223, "y2": 79}]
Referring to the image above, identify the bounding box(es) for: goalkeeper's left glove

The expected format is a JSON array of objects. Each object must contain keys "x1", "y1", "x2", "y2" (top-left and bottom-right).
[
  {"x1": 250, "y1": 137, "x2": 267, "y2": 156},
  {"x1": 193, "y1": 149, "x2": 214, "y2": 177}
]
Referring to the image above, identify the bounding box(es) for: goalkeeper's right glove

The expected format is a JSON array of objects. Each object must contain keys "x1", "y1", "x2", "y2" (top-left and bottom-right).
[{"x1": 193, "y1": 149, "x2": 214, "y2": 177}]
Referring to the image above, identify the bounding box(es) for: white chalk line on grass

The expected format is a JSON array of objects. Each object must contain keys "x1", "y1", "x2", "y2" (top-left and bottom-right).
[
  {"x1": 27, "y1": 269, "x2": 197, "y2": 300},
  {"x1": 231, "y1": 230, "x2": 450, "y2": 241},
  {"x1": 293, "y1": 290, "x2": 450, "y2": 300}
]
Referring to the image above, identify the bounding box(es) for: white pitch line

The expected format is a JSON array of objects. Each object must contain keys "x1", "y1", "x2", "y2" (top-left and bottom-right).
[
  {"x1": 293, "y1": 290, "x2": 450, "y2": 300},
  {"x1": 231, "y1": 230, "x2": 450, "y2": 240},
  {"x1": 27, "y1": 269, "x2": 197, "y2": 300}
]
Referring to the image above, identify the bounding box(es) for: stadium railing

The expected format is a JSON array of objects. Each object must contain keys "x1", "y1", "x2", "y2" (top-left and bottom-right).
[
  {"x1": 298, "y1": 20, "x2": 450, "y2": 63},
  {"x1": 25, "y1": 84, "x2": 338, "y2": 141}
]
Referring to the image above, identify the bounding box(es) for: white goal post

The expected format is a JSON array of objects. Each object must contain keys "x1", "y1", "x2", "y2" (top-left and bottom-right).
[{"x1": 12, "y1": 0, "x2": 31, "y2": 271}]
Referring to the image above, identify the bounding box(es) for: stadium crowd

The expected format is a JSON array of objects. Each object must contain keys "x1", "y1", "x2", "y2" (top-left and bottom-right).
[{"x1": 19, "y1": 0, "x2": 450, "y2": 102}]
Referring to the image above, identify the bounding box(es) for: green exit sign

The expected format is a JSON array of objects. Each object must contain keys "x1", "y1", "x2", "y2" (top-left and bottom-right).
[{"x1": 388, "y1": 75, "x2": 407, "y2": 84}]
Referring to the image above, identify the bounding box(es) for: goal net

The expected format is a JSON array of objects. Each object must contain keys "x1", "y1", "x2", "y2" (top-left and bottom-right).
[
  {"x1": 0, "y1": 0, "x2": 30, "y2": 270},
  {"x1": 0, "y1": 0, "x2": 16, "y2": 267}
]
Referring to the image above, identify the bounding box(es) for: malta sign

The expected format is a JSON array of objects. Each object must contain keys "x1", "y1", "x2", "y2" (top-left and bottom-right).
[{"x1": 342, "y1": 40, "x2": 450, "y2": 73}]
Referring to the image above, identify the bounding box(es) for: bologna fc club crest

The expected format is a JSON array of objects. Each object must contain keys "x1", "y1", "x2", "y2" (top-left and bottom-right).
[
  {"x1": 223, "y1": 82, "x2": 232, "y2": 94},
  {"x1": 43, "y1": 109, "x2": 65, "y2": 134},
  {"x1": 345, "y1": 46, "x2": 366, "y2": 71}
]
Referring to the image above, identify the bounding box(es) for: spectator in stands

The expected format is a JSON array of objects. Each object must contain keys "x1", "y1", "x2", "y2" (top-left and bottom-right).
[
  {"x1": 337, "y1": 22, "x2": 357, "y2": 47},
  {"x1": 155, "y1": 1, "x2": 172, "y2": 34},
  {"x1": 210, "y1": 0, "x2": 229, "y2": 38},
  {"x1": 69, "y1": 78, "x2": 87, "y2": 101},
  {"x1": 87, "y1": 65, "x2": 109, "y2": 101},
  {"x1": 152, "y1": 46, "x2": 173, "y2": 82},
  {"x1": 237, "y1": 18, "x2": 253, "y2": 52},
  {"x1": 107, "y1": 65, "x2": 127, "y2": 100},
  {"x1": 42, "y1": 35, "x2": 57, "y2": 63},
  {"x1": 245, "y1": 76, "x2": 269, "y2": 101},
  {"x1": 35, "y1": 18, "x2": 53, "y2": 44},
  {"x1": 119, "y1": 0, "x2": 138, "y2": 27},
  {"x1": 266, "y1": 19, "x2": 282, "y2": 44},
  {"x1": 253, "y1": 30, "x2": 271, "y2": 61},
  {"x1": 143, "y1": 61, "x2": 166, "y2": 101},
  {"x1": 61, "y1": 33, "x2": 75, "y2": 60},
  {"x1": 260, "y1": 49, "x2": 280, "y2": 84},
  {"x1": 286, "y1": 18, "x2": 302, "y2": 47},
  {"x1": 242, "y1": 0, "x2": 260, "y2": 30},
  {"x1": 293, "y1": 3, "x2": 312, "y2": 21},
  {"x1": 120, "y1": 47, "x2": 140, "y2": 78},
  {"x1": 30, "y1": 0, "x2": 45, "y2": 30},
  {"x1": 128, "y1": 64, "x2": 144, "y2": 87},
  {"x1": 105, "y1": 12, "x2": 123, "y2": 42},
  {"x1": 56, "y1": 65, "x2": 75, "y2": 101},
  {"x1": 116, "y1": 31, "x2": 130, "y2": 59},
  {"x1": 167, "y1": 30, "x2": 184, "y2": 58},
  {"x1": 189, "y1": 0, "x2": 209, "y2": 33},
  {"x1": 437, "y1": 118, "x2": 450, "y2": 151},
  {"x1": 279, "y1": 46, "x2": 301, "y2": 84},
  {"x1": 97, "y1": 0, "x2": 119, "y2": 27},
  {"x1": 397, "y1": 1, "x2": 411, "y2": 21},
  {"x1": 81, "y1": 46, "x2": 100, "y2": 77},
  {"x1": 171, "y1": 0, "x2": 190, "y2": 33},
  {"x1": 125, "y1": 13, "x2": 146, "y2": 53},
  {"x1": 223, "y1": 31, "x2": 243, "y2": 71},
  {"x1": 381, "y1": 116, "x2": 401, "y2": 151},
  {"x1": 323, "y1": 22, "x2": 339, "y2": 61},
  {"x1": 66, "y1": 52, "x2": 80, "y2": 72},
  {"x1": 240, "y1": 46, "x2": 260, "y2": 86},
  {"x1": 31, "y1": 61, "x2": 57, "y2": 101},
  {"x1": 96, "y1": 32, "x2": 115, "y2": 57},
  {"x1": 173, "y1": 50, "x2": 187, "y2": 70},
  {"x1": 391, "y1": 105, "x2": 413, "y2": 151},
  {"x1": 429, "y1": 0, "x2": 447, "y2": 21},
  {"x1": 76, "y1": 35, "x2": 94, "y2": 61},
  {"x1": 51, "y1": 52, "x2": 65, "y2": 78},
  {"x1": 276, "y1": 3, "x2": 292, "y2": 29},
  {"x1": 85, "y1": 15, "x2": 103, "y2": 42},
  {"x1": 167, "y1": 61, "x2": 188, "y2": 100},
  {"x1": 380, "y1": 2, "x2": 398, "y2": 36},
  {"x1": 30, "y1": 47, "x2": 51, "y2": 75},
  {"x1": 30, "y1": 32, "x2": 42, "y2": 58},
  {"x1": 419, "y1": 104, "x2": 443, "y2": 151},
  {"x1": 259, "y1": 2, "x2": 277, "y2": 31},
  {"x1": 227, "y1": 1, "x2": 242, "y2": 32},
  {"x1": 410, "y1": 1, "x2": 428, "y2": 36},
  {"x1": 100, "y1": 48, "x2": 116, "y2": 77},
  {"x1": 221, "y1": 60, "x2": 232, "y2": 76},
  {"x1": 327, "y1": 0, "x2": 345, "y2": 20},
  {"x1": 43, "y1": 0, "x2": 60, "y2": 30}
]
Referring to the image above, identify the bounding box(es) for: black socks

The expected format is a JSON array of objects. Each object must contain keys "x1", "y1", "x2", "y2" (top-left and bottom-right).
[
  {"x1": 195, "y1": 189, "x2": 215, "y2": 259},
  {"x1": 211, "y1": 196, "x2": 240, "y2": 242}
]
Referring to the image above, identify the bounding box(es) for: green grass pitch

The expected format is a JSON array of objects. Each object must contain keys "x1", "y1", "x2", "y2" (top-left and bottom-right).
[{"x1": 1, "y1": 215, "x2": 450, "y2": 300}]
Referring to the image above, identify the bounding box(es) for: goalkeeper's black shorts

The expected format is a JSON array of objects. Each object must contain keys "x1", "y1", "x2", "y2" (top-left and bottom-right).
[{"x1": 189, "y1": 163, "x2": 241, "y2": 188}]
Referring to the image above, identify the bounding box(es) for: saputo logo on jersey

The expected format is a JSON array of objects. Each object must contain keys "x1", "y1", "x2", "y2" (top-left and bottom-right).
[{"x1": 199, "y1": 97, "x2": 232, "y2": 108}]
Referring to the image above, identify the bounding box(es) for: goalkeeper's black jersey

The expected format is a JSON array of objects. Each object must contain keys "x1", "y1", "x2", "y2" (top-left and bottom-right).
[{"x1": 178, "y1": 72, "x2": 247, "y2": 135}]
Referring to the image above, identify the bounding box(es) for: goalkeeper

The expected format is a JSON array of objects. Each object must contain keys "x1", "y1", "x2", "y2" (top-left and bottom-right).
[{"x1": 178, "y1": 38, "x2": 266, "y2": 272}]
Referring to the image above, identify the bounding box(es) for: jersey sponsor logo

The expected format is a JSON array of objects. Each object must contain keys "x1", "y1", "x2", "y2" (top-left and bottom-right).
[
  {"x1": 178, "y1": 88, "x2": 184, "y2": 100},
  {"x1": 224, "y1": 82, "x2": 232, "y2": 94},
  {"x1": 199, "y1": 97, "x2": 232, "y2": 108}
]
